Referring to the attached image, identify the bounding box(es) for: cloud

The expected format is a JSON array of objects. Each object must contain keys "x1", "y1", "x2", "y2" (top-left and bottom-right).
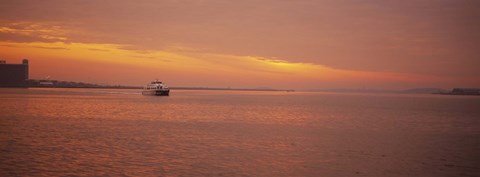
[
  {"x1": 0, "y1": 21, "x2": 68, "y2": 42},
  {"x1": 87, "y1": 48, "x2": 110, "y2": 52},
  {"x1": 2, "y1": 40, "x2": 478, "y2": 89},
  {"x1": 0, "y1": 0, "x2": 479, "y2": 86},
  {"x1": 32, "y1": 46, "x2": 69, "y2": 50}
]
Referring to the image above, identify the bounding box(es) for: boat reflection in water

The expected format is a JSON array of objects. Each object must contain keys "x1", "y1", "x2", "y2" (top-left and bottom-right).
[{"x1": 142, "y1": 80, "x2": 170, "y2": 96}]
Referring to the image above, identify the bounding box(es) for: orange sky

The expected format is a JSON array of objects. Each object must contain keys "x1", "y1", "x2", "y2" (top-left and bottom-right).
[{"x1": 1, "y1": 0, "x2": 479, "y2": 90}]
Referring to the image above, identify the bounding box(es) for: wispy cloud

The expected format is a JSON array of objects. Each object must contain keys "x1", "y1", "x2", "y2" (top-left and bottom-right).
[{"x1": 0, "y1": 21, "x2": 68, "y2": 42}]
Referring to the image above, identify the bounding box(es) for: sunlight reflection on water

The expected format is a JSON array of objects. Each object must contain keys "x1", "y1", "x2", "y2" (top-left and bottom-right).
[{"x1": 1, "y1": 88, "x2": 479, "y2": 176}]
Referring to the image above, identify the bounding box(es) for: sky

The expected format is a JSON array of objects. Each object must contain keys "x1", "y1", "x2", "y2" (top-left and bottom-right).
[{"x1": 1, "y1": 0, "x2": 479, "y2": 90}]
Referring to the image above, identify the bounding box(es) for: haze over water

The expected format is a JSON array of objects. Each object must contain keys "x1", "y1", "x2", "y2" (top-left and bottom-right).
[{"x1": 1, "y1": 88, "x2": 479, "y2": 176}]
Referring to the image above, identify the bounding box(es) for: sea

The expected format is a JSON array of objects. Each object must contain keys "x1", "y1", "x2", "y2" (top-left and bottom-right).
[{"x1": 0, "y1": 88, "x2": 479, "y2": 177}]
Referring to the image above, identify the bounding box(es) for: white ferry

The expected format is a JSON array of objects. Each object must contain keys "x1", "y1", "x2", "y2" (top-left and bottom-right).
[{"x1": 142, "y1": 80, "x2": 170, "y2": 96}]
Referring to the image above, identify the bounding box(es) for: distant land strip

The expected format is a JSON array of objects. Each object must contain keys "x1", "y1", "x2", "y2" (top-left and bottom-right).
[
  {"x1": 2, "y1": 79, "x2": 479, "y2": 95},
  {"x1": 0, "y1": 79, "x2": 295, "y2": 92}
]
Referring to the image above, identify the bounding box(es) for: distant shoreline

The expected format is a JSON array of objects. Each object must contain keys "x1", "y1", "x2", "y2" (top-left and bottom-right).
[
  {"x1": 3, "y1": 86, "x2": 480, "y2": 95},
  {"x1": 0, "y1": 85, "x2": 295, "y2": 92},
  {"x1": 433, "y1": 92, "x2": 480, "y2": 96},
  {"x1": 0, "y1": 79, "x2": 295, "y2": 92}
]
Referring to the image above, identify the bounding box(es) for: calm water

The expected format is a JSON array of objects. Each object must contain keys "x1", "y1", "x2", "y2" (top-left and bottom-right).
[{"x1": 0, "y1": 88, "x2": 479, "y2": 177}]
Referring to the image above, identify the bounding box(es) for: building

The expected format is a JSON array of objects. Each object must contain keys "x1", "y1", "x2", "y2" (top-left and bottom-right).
[{"x1": 0, "y1": 59, "x2": 29, "y2": 87}]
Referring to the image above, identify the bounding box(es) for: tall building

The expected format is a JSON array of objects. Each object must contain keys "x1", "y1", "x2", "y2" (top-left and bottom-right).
[{"x1": 0, "y1": 59, "x2": 29, "y2": 87}]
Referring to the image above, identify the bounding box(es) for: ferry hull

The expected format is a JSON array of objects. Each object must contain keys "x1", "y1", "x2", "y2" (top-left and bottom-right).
[{"x1": 142, "y1": 90, "x2": 170, "y2": 96}]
